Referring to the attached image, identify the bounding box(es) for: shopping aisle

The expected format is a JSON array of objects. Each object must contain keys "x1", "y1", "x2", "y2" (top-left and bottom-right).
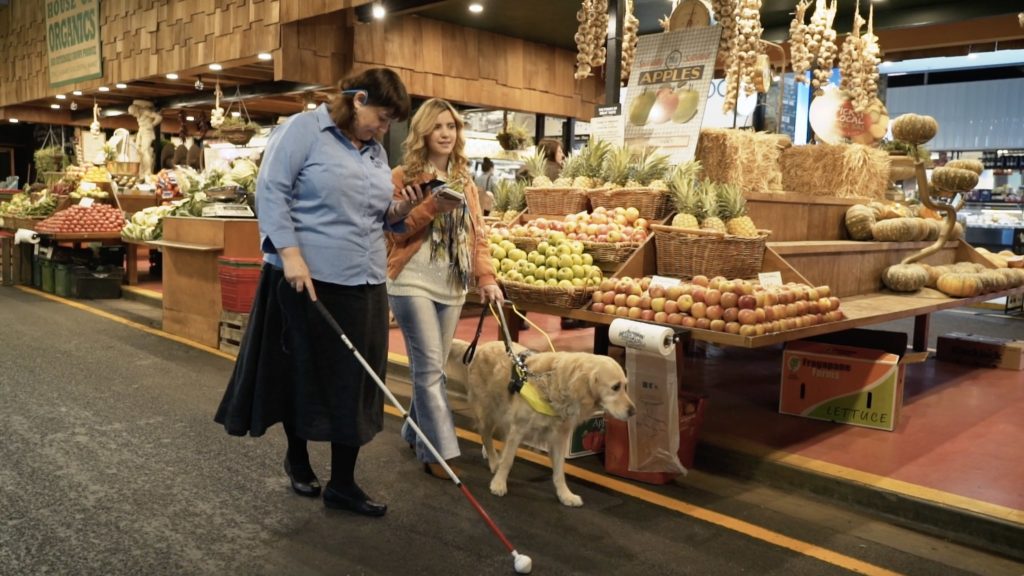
[{"x1": 2, "y1": 286, "x2": 1022, "y2": 576}]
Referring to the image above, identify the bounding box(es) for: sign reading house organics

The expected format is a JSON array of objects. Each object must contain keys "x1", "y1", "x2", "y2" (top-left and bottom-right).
[
  {"x1": 46, "y1": 0, "x2": 102, "y2": 88},
  {"x1": 623, "y1": 26, "x2": 721, "y2": 164}
]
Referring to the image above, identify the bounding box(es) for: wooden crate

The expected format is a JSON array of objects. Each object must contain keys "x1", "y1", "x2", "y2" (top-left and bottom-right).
[
  {"x1": 744, "y1": 191, "x2": 868, "y2": 242},
  {"x1": 218, "y1": 310, "x2": 249, "y2": 355}
]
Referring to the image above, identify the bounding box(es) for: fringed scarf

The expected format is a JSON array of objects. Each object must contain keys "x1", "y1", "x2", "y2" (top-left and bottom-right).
[{"x1": 429, "y1": 177, "x2": 473, "y2": 290}]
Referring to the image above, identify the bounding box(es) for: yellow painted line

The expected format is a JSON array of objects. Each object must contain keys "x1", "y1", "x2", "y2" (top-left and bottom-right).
[
  {"x1": 703, "y1": 432, "x2": 1024, "y2": 526},
  {"x1": 122, "y1": 286, "x2": 164, "y2": 301},
  {"x1": 382, "y1": 403, "x2": 903, "y2": 576},
  {"x1": 16, "y1": 286, "x2": 237, "y2": 361}
]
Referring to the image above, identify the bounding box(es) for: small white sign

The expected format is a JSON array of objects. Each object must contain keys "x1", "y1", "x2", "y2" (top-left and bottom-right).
[
  {"x1": 650, "y1": 275, "x2": 682, "y2": 289},
  {"x1": 79, "y1": 197, "x2": 95, "y2": 208},
  {"x1": 590, "y1": 114, "x2": 625, "y2": 147},
  {"x1": 758, "y1": 271, "x2": 783, "y2": 288}
]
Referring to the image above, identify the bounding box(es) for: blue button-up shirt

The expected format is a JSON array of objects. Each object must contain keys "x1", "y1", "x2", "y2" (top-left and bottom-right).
[{"x1": 257, "y1": 104, "x2": 404, "y2": 286}]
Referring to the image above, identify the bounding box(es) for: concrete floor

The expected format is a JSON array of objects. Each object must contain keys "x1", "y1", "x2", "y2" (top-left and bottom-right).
[{"x1": 2, "y1": 286, "x2": 1022, "y2": 576}]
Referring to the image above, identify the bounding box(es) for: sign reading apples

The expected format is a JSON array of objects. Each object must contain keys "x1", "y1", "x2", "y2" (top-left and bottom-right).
[{"x1": 623, "y1": 26, "x2": 722, "y2": 165}]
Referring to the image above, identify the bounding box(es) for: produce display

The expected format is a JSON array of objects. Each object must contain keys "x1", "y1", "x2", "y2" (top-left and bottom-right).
[
  {"x1": 0, "y1": 191, "x2": 58, "y2": 217},
  {"x1": 508, "y1": 207, "x2": 650, "y2": 245},
  {"x1": 36, "y1": 204, "x2": 124, "y2": 234},
  {"x1": 488, "y1": 234, "x2": 604, "y2": 289},
  {"x1": 668, "y1": 175, "x2": 760, "y2": 237},
  {"x1": 81, "y1": 164, "x2": 112, "y2": 183},
  {"x1": 489, "y1": 179, "x2": 526, "y2": 224},
  {"x1": 70, "y1": 182, "x2": 110, "y2": 200},
  {"x1": 589, "y1": 275, "x2": 844, "y2": 336},
  {"x1": 120, "y1": 205, "x2": 176, "y2": 241}
]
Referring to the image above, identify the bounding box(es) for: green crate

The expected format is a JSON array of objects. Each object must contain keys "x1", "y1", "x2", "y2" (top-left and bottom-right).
[
  {"x1": 40, "y1": 259, "x2": 55, "y2": 293},
  {"x1": 54, "y1": 263, "x2": 71, "y2": 297},
  {"x1": 33, "y1": 255, "x2": 42, "y2": 288}
]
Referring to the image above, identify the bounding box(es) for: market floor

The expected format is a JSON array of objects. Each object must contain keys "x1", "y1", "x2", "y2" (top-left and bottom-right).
[{"x1": 3, "y1": 287, "x2": 1023, "y2": 576}]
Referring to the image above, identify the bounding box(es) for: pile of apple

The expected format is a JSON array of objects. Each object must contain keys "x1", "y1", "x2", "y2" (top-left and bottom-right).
[
  {"x1": 489, "y1": 235, "x2": 604, "y2": 289},
  {"x1": 589, "y1": 275, "x2": 845, "y2": 336},
  {"x1": 508, "y1": 206, "x2": 650, "y2": 244}
]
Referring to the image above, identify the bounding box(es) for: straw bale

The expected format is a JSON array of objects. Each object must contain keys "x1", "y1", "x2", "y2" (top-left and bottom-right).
[
  {"x1": 781, "y1": 143, "x2": 890, "y2": 199},
  {"x1": 695, "y1": 129, "x2": 787, "y2": 195}
]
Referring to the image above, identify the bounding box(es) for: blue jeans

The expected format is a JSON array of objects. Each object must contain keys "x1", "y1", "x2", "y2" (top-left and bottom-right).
[{"x1": 389, "y1": 295, "x2": 463, "y2": 463}]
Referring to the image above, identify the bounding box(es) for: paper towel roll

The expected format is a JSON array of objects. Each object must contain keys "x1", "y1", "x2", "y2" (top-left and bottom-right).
[
  {"x1": 14, "y1": 228, "x2": 40, "y2": 245},
  {"x1": 609, "y1": 318, "x2": 675, "y2": 356}
]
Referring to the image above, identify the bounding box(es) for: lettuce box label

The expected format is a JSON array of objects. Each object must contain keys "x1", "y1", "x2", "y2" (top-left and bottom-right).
[{"x1": 779, "y1": 341, "x2": 904, "y2": 431}]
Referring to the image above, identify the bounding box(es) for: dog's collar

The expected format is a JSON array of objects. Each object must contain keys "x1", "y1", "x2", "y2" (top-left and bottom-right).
[{"x1": 519, "y1": 381, "x2": 558, "y2": 417}]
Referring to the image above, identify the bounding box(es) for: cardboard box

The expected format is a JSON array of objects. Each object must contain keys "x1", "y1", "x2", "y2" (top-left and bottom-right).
[
  {"x1": 522, "y1": 412, "x2": 606, "y2": 459},
  {"x1": 779, "y1": 340, "x2": 906, "y2": 431},
  {"x1": 936, "y1": 333, "x2": 1024, "y2": 371}
]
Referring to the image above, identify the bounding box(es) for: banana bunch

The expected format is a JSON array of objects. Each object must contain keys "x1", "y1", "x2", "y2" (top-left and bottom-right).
[
  {"x1": 24, "y1": 192, "x2": 58, "y2": 217},
  {"x1": 70, "y1": 184, "x2": 110, "y2": 200},
  {"x1": 83, "y1": 165, "x2": 111, "y2": 183}
]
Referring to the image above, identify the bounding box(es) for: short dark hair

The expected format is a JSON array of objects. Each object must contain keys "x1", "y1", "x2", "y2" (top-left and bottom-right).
[
  {"x1": 482, "y1": 157, "x2": 494, "y2": 172},
  {"x1": 328, "y1": 68, "x2": 411, "y2": 131},
  {"x1": 537, "y1": 138, "x2": 562, "y2": 162}
]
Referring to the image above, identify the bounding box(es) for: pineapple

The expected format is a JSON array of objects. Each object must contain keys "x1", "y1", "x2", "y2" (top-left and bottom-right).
[
  {"x1": 634, "y1": 147, "x2": 671, "y2": 188},
  {"x1": 572, "y1": 140, "x2": 611, "y2": 189},
  {"x1": 522, "y1": 152, "x2": 552, "y2": 187},
  {"x1": 602, "y1": 144, "x2": 634, "y2": 187},
  {"x1": 697, "y1": 181, "x2": 726, "y2": 233},
  {"x1": 719, "y1": 184, "x2": 758, "y2": 237},
  {"x1": 554, "y1": 151, "x2": 581, "y2": 187},
  {"x1": 505, "y1": 180, "x2": 526, "y2": 221},
  {"x1": 668, "y1": 162, "x2": 701, "y2": 229}
]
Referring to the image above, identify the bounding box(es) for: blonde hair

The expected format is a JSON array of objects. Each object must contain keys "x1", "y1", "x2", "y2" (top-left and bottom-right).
[{"x1": 401, "y1": 98, "x2": 470, "y2": 183}]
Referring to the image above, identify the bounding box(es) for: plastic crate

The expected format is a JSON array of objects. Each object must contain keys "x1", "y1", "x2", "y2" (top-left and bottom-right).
[
  {"x1": 218, "y1": 258, "x2": 262, "y2": 313},
  {"x1": 41, "y1": 259, "x2": 55, "y2": 293},
  {"x1": 71, "y1": 266, "x2": 123, "y2": 299},
  {"x1": 54, "y1": 263, "x2": 72, "y2": 297},
  {"x1": 33, "y1": 255, "x2": 42, "y2": 288}
]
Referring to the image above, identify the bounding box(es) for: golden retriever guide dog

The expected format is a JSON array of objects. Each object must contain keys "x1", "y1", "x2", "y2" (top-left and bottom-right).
[{"x1": 448, "y1": 339, "x2": 635, "y2": 507}]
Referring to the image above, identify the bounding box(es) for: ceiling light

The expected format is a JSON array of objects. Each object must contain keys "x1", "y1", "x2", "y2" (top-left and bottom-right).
[
  {"x1": 104, "y1": 109, "x2": 125, "y2": 117},
  {"x1": 371, "y1": 2, "x2": 386, "y2": 19},
  {"x1": 468, "y1": 2, "x2": 483, "y2": 13},
  {"x1": 209, "y1": 63, "x2": 223, "y2": 71},
  {"x1": 8, "y1": 118, "x2": 19, "y2": 123},
  {"x1": 50, "y1": 104, "x2": 60, "y2": 109},
  {"x1": 116, "y1": 83, "x2": 127, "y2": 89},
  {"x1": 70, "y1": 101, "x2": 79, "y2": 111},
  {"x1": 257, "y1": 52, "x2": 272, "y2": 61},
  {"x1": 231, "y1": 111, "x2": 241, "y2": 118},
  {"x1": 72, "y1": 90, "x2": 82, "y2": 96},
  {"x1": 55, "y1": 94, "x2": 67, "y2": 99},
  {"x1": 98, "y1": 86, "x2": 109, "y2": 91},
  {"x1": 306, "y1": 102, "x2": 317, "y2": 110},
  {"x1": 166, "y1": 73, "x2": 179, "y2": 80},
  {"x1": 186, "y1": 115, "x2": 195, "y2": 122}
]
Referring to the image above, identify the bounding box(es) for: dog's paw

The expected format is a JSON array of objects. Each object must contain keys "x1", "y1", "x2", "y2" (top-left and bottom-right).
[
  {"x1": 558, "y1": 491, "x2": 583, "y2": 507},
  {"x1": 488, "y1": 458, "x2": 499, "y2": 474},
  {"x1": 490, "y1": 478, "x2": 508, "y2": 497}
]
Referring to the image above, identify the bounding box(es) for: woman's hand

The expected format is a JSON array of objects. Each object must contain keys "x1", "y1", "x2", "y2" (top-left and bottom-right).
[
  {"x1": 279, "y1": 247, "x2": 317, "y2": 301},
  {"x1": 480, "y1": 283, "x2": 504, "y2": 305},
  {"x1": 388, "y1": 183, "x2": 432, "y2": 223}
]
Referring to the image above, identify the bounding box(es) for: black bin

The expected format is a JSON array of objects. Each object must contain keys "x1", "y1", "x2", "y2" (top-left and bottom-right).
[{"x1": 71, "y1": 266, "x2": 124, "y2": 299}]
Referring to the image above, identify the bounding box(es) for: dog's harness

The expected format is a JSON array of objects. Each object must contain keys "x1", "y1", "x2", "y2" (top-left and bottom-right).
[{"x1": 463, "y1": 303, "x2": 557, "y2": 417}]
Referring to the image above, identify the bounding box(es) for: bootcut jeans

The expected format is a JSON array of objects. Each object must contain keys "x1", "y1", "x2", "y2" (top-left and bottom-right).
[{"x1": 388, "y1": 294, "x2": 463, "y2": 463}]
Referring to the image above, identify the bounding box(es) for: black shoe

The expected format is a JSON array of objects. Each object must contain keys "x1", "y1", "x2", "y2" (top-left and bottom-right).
[
  {"x1": 284, "y1": 458, "x2": 321, "y2": 498},
  {"x1": 323, "y1": 483, "x2": 387, "y2": 517}
]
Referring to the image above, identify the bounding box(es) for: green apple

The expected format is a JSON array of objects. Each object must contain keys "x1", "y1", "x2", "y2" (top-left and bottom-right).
[
  {"x1": 557, "y1": 267, "x2": 574, "y2": 281},
  {"x1": 544, "y1": 267, "x2": 559, "y2": 280},
  {"x1": 545, "y1": 255, "x2": 560, "y2": 268},
  {"x1": 582, "y1": 253, "x2": 594, "y2": 266},
  {"x1": 508, "y1": 248, "x2": 527, "y2": 261},
  {"x1": 558, "y1": 254, "x2": 574, "y2": 268}
]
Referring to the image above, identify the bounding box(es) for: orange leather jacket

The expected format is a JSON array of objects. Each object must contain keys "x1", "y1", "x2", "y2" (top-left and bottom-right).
[{"x1": 386, "y1": 166, "x2": 497, "y2": 289}]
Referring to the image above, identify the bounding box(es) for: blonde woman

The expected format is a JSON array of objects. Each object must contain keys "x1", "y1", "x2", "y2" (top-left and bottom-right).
[{"x1": 386, "y1": 98, "x2": 504, "y2": 478}]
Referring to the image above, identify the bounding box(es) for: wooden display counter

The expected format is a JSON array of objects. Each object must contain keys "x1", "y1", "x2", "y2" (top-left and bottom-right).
[
  {"x1": 115, "y1": 193, "x2": 159, "y2": 215},
  {"x1": 744, "y1": 191, "x2": 865, "y2": 242},
  {"x1": 159, "y1": 217, "x2": 260, "y2": 348}
]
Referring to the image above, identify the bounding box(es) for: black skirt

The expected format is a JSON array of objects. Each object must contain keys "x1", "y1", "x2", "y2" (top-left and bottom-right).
[{"x1": 214, "y1": 264, "x2": 388, "y2": 445}]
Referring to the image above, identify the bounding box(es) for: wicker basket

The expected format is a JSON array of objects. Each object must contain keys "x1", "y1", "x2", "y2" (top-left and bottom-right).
[
  {"x1": 524, "y1": 187, "x2": 589, "y2": 215},
  {"x1": 587, "y1": 187, "x2": 673, "y2": 221},
  {"x1": 651, "y1": 224, "x2": 769, "y2": 279},
  {"x1": 582, "y1": 241, "x2": 642, "y2": 263},
  {"x1": 106, "y1": 161, "x2": 140, "y2": 176},
  {"x1": 500, "y1": 279, "x2": 595, "y2": 309},
  {"x1": 509, "y1": 236, "x2": 539, "y2": 252},
  {"x1": 216, "y1": 126, "x2": 257, "y2": 146}
]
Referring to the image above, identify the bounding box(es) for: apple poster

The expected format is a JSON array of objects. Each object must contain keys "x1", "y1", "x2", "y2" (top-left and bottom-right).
[{"x1": 623, "y1": 26, "x2": 722, "y2": 164}]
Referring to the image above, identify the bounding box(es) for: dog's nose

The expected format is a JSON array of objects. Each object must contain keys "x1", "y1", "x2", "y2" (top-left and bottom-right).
[{"x1": 627, "y1": 405, "x2": 636, "y2": 418}]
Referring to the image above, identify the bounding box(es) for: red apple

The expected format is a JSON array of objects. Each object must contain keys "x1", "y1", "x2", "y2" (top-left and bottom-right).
[
  {"x1": 755, "y1": 307, "x2": 766, "y2": 323},
  {"x1": 739, "y1": 324, "x2": 756, "y2": 337},
  {"x1": 590, "y1": 302, "x2": 605, "y2": 313},
  {"x1": 817, "y1": 285, "x2": 833, "y2": 298},
  {"x1": 602, "y1": 291, "x2": 616, "y2": 305},
  {"x1": 648, "y1": 285, "x2": 666, "y2": 299},
  {"x1": 725, "y1": 321, "x2": 740, "y2": 334},
  {"x1": 738, "y1": 308, "x2": 757, "y2": 325},
  {"x1": 829, "y1": 297, "x2": 841, "y2": 311},
  {"x1": 679, "y1": 315, "x2": 696, "y2": 327},
  {"x1": 705, "y1": 289, "x2": 722, "y2": 306},
  {"x1": 613, "y1": 293, "x2": 627, "y2": 307},
  {"x1": 626, "y1": 294, "x2": 641, "y2": 308},
  {"x1": 615, "y1": 306, "x2": 630, "y2": 317},
  {"x1": 709, "y1": 319, "x2": 726, "y2": 332},
  {"x1": 653, "y1": 311, "x2": 668, "y2": 324},
  {"x1": 651, "y1": 297, "x2": 666, "y2": 313},
  {"x1": 675, "y1": 294, "x2": 692, "y2": 313},
  {"x1": 666, "y1": 285, "x2": 684, "y2": 300},
  {"x1": 692, "y1": 275, "x2": 709, "y2": 287},
  {"x1": 639, "y1": 295, "x2": 652, "y2": 310},
  {"x1": 695, "y1": 318, "x2": 711, "y2": 330},
  {"x1": 668, "y1": 313, "x2": 684, "y2": 325},
  {"x1": 720, "y1": 291, "x2": 738, "y2": 309},
  {"x1": 664, "y1": 299, "x2": 679, "y2": 315},
  {"x1": 604, "y1": 304, "x2": 618, "y2": 314},
  {"x1": 706, "y1": 305, "x2": 723, "y2": 321},
  {"x1": 640, "y1": 309, "x2": 655, "y2": 321},
  {"x1": 738, "y1": 295, "x2": 757, "y2": 310},
  {"x1": 628, "y1": 307, "x2": 642, "y2": 319},
  {"x1": 723, "y1": 307, "x2": 739, "y2": 323},
  {"x1": 691, "y1": 287, "x2": 706, "y2": 303}
]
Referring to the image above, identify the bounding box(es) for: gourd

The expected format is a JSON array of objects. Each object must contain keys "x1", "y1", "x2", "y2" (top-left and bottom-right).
[
  {"x1": 883, "y1": 264, "x2": 929, "y2": 292},
  {"x1": 924, "y1": 218, "x2": 941, "y2": 241},
  {"x1": 944, "y1": 159, "x2": 984, "y2": 175},
  {"x1": 924, "y1": 264, "x2": 952, "y2": 287},
  {"x1": 936, "y1": 272, "x2": 982, "y2": 297},
  {"x1": 871, "y1": 217, "x2": 927, "y2": 242},
  {"x1": 891, "y1": 113, "x2": 939, "y2": 145},
  {"x1": 932, "y1": 167, "x2": 978, "y2": 194},
  {"x1": 844, "y1": 204, "x2": 876, "y2": 240}
]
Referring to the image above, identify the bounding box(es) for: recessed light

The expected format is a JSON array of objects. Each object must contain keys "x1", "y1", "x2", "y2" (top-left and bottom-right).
[
  {"x1": 371, "y1": 2, "x2": 386, "y2": 19},
  {"x1": 306, "y1": 102, "x2": 317, "y2": 110},
  {"x1": 186, "y1": 115, "x2": 195, "y2": 121},
  {"x1": 231, "y1": 111, "x2": 241, "y2": 118},
  {"x1": 72, "y1": 90, "x2": 83, "y2": 96},
  {"x1": 257, "y1": 52, "x2": 272, "y2": 61},
  {"x1": 116, "y1": 83, "x2": 127, "y2": 89},
  {"x1": 469, "y1": 3, "x2": 483, "y2": 13},
  {"x1": 50, "y1": 104, "x2": 60, "y2": 109},
  {"x1": 967, "y1": 52, "x2": 978, "y2": 59},
  {"x1": 8, "y1": 118, "x2": 19, "y2": 123},
  {"x1": 98, "y1": 86, "x2": 109, "y2": 91},
  {"x1": 209, "y1": 63, "x2": 223, "y2": 71},
  {"x1": 55, "y1": 94, "x2": 67, "y2": 99},
  {"x1": 166, "y1": 73, "x2": 179, "y2": 80}
]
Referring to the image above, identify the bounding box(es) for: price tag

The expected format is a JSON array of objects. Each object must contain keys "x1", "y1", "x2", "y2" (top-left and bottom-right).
[
  {"x1": 650, "y1": 275, "x2": 681, "y2": 289},
  {"x1": 758, "y1": 271, "x2": 783, "y2": 288},
  {"x1": 79, "y1": 197, "x2": 95, "y2": 208}
]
